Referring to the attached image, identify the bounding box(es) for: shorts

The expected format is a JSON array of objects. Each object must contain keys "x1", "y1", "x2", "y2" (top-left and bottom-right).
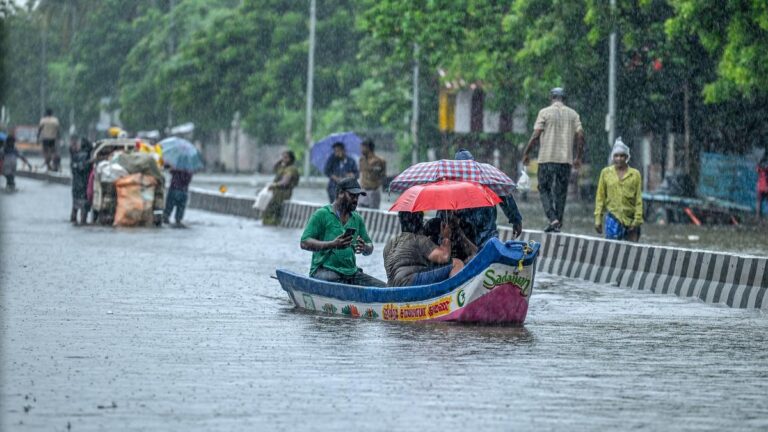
[
  {"x1": 42, "y1": 139, "x2": 56, "y2": 150},
  {"x1": 409, "y1": 264, "x2": 453, "y2": 286}
]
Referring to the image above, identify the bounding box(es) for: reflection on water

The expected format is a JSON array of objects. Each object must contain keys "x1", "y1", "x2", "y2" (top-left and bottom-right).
[{"x1": 275, "y1": 272, "x2": 767, "y2": 431}]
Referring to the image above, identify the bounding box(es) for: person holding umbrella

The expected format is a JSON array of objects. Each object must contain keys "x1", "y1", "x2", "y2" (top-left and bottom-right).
[
  {"x1": 444, "y1": 149, "x2": 523, "y2": 246},
  {"x1": 158, "y1": 137, "x2": 205, "y2": 227},
  {"x1": 324, "y1": 142, "x2": 358, "y2": 203},
  {"x1": 163, "y1": 168, "x2": 193, "y2": 227}
]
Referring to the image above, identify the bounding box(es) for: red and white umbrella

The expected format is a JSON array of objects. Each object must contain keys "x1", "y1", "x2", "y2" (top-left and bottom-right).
[
  {"x1": 389, "y1": 180, "x2": 501, "y2": 212},
  {"x1": 388, "y1": 159, "x2": 517, "y2": 196}
]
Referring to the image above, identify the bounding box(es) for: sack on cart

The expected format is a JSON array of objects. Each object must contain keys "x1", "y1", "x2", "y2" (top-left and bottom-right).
[{"x1": 114, "y1": 173, "x2": 159, "y2": 227}]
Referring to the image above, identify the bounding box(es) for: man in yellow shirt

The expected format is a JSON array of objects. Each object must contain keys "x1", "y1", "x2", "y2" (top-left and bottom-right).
[{"x1": 594, "y1": 138, "x2": 643, "y2": 241}]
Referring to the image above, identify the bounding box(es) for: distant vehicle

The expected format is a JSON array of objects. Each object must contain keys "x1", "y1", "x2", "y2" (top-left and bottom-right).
[{"x1": 13, "y1": 125, "x2": 40, "y2": 154}]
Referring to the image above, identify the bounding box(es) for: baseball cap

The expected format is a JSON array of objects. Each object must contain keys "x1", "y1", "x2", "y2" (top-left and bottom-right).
[
  {"x1": 337, "y1": 177, "x2": 367, "y2": 196},
  {"x1": 550, "y1": 87, "x2": 565, "y2": 98}
]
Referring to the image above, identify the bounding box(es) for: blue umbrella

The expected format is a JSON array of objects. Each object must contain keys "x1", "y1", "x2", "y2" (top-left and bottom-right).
[
  {"x1": 0, "y1": 132, "x2": 7, "y2": 142},
  {"x1": 310, "y1": 132, "x2": 362, "y2": 172},
  {"x1": 158, "y1": 136, "x2": 205, "y2": 172}
]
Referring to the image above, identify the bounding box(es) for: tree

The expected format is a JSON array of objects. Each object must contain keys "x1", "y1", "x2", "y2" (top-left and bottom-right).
[
  {"x1": 666, "y1": 0, "x2": 768, "y2": 103},
  {"x1": 119, "y1": 0, "x2": 239, "y2": 132}
]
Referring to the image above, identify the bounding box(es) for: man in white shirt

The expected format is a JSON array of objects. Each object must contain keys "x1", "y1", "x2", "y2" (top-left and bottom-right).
[
  {"x1": 522, "y1": 88, "x2": 585, "y2": 233},
  {"x1": 38, "y1": 108, "x2": 61, "y2": 171}
]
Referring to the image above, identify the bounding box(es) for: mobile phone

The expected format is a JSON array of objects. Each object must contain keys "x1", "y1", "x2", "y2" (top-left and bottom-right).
[{"x1": 343, "y1": 227, "x2": 357, "y2": 237}]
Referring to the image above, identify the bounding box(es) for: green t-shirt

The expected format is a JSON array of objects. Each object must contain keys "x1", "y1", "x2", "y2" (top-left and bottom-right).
[{"x1": 300, "y1": 205, "x2": 372, "y2": 277}]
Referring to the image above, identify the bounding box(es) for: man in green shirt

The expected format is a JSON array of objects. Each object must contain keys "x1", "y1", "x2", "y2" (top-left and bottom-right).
[
  {"x1": 300, "y1": 178, "x2": 386, "y2": 286},
  {"x1": 594, "y1": 138, "x2": 643, "y2": 242}
]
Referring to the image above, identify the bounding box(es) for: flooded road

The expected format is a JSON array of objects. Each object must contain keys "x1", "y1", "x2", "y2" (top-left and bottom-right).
[{"x1": 2, "y1": 178, "x2": 767, "y2": 431}]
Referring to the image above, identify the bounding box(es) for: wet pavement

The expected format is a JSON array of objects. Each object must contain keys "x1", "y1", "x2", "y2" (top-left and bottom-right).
[{"x1": 1, "y1": 178, "x2": 767, "y2": 431}]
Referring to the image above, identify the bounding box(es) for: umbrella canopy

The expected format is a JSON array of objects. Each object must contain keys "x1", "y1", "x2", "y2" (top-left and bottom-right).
[
  {"x1": 389, "y1": 180, "x2": 501, "y2": 212},
  {"x1": 389, "y1": 159, "x2": 517, "y2": 196},
  {"x1": 158, "y1": 136, "x2": 204, "y2": 172},
  {"x1": 310, "y1": 132, "x2": 362, "y2": 172}
]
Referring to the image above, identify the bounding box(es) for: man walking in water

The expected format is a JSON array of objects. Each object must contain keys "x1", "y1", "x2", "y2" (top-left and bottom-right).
[
  {"x1": 38, "y1": 108, "x2": 61, "y2": 171},
  {"x1": 522, "y1": 88, "x2": 585, "y2": 233}
]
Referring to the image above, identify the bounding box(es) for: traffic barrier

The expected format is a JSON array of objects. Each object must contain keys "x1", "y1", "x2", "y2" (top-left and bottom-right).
[{"x1": 17, "y1": 172, "x2": 768, "y2": 310}]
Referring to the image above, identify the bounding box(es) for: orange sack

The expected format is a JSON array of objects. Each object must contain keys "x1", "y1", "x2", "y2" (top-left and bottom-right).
[{"x1": 114, "y1": 173, "x2": 158, "y2": 227}]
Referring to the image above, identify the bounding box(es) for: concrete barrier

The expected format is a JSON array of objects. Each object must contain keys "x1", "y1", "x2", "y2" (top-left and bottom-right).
[{"x1": 17, "y1": 171, "x2": 768, "y2": 309}]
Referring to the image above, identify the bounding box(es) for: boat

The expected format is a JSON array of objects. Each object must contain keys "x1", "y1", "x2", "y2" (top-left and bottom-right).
[{"x1": 276, "y1": 238, "x2": 540, "y2": 324}]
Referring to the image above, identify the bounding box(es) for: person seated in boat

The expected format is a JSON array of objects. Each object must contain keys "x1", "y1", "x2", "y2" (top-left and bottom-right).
[
  {"x1": 438, "y1": 148, "x2": 523, "y2": 246},
  {"x1": 383, "y1": 211, "x2": 465, "y2": 287},
  {"x1": 423, "y1": 212, "x2": 478, "y2": 262},
  {"x1": 300, "y1": 177, "x2": 386, "y2": 287}
]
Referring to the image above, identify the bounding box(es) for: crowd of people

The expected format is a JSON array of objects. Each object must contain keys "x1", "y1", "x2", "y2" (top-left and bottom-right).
[
  {"x1": 296, "y1": 87, "x2": 650, "y2": 288},
  {"x1": 301, "y1": 147, "x2": 523, "y2": 288},
  {"x1": 4, "y1": 89, "x2": 764, "y2": 285}
]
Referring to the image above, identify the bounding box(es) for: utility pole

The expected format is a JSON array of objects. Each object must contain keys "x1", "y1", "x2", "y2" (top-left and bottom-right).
[
  {"x1": 69, "y1": 2, "x2": 77, "y2": 137},
  {"x1": 304, "y1": 0, "x2": 316, "y2": 177},
  {"x1": 232, "y1": 111, "x2": 241, "y2": 174},
  {"x1": 607, "y1": 0, "x2": 617, "y2": 151},
  {"x1": 410, "y1": 43, "x2": 419, "y2": 165},
  {"x1": 40, "y1": 15, "x2": 48, "y2": 116},
  {"x1": 683, "y1": 81, "x2": 691, "y2": 175},
  {"x1": 167, "y1": 0, "x2": 175, "y2": 131}
]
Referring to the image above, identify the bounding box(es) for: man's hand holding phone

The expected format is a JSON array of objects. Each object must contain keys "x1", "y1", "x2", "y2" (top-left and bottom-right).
[{"x1": 331, "y1": 228, "x2": 355, "y2": 250}]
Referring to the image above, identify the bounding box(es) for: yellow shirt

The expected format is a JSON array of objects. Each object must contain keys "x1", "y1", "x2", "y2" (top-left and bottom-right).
[{"x1": 594, "y1": 165, "x2": 643, "y2": 227}]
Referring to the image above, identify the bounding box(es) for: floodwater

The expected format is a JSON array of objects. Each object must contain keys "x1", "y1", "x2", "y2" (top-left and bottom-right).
[{"x1": 1, "y1": 178, "x2": 767, "y2": 431}]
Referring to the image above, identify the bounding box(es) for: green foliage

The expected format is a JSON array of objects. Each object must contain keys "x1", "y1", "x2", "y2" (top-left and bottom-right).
[
  {"x1": 3, "y1": 0, "x2": 768, "y2": 162},
  {"x1": 0, "y1": 0, "x2": 8, "y2": 108},
  {"x1": 666, "y1": 0, "x2": 768, "y2": 103},
  {"x1": 119, "y1": 0, "x2": 238, "y2": 131}
]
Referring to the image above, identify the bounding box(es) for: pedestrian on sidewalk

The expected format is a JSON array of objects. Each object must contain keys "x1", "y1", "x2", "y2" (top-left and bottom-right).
[
  {"x1": 69, "y1": 136, "x2": 93, "y2": 224},
  {"x1": 323, "y1": 142, "x2": 358, "y2": 203},
  {"x1": 2, "y1": 135, "x2": 32, "y2": 192},
  {"x1": 263, "y1": 151, "x2": 300, "y2": 225},
  {"x1": 522, "y1": 87, "x2": 585, "y2": 233},
  {"x1": 758, "y1": 151, "x2": 768, "y2": 219},
  {"x1": 163, "y1": 169, "x2": 194, "y2": 227},
  {"x1": 357, "y1": 139, "x2": 386, "y2": 209},
  {"x1": 37, "y1": 108, "x2": 61, "y2": 171},
  {"x1": 594, "y1": 138, "x2": 643, "y2": 242}
]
